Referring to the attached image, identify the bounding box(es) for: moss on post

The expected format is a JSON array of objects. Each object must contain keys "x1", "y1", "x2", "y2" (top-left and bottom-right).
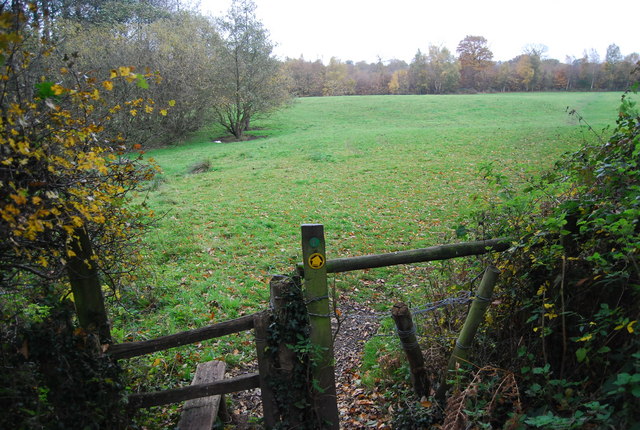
[
  {"x1": 392, "y1": 303, "x2": 430, "y2": 397},
  {"x1": 301, "y1": 224, "x2": 340, "y2": 429},
  {"x1": 437, "y1": 265, "x2": 500, "y2": 402}
]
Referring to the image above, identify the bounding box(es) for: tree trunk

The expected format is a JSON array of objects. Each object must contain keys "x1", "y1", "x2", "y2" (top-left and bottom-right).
[
  {"x1": 66, "y1": 228, "x2": 111, "y2": 344},
  {"x1": 242, "y1": 113, "x2": 250, "y2": 134}
]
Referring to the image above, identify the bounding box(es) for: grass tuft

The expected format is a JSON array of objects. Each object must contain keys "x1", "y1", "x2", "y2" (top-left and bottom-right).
[{"x1": 187, "y1": 159, "x2": 211, "y2": 174}]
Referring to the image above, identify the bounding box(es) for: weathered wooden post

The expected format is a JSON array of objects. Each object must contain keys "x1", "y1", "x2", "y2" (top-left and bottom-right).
[
  {"x1": 448, "y1": 265, "x2": 500, "y2": 369},
  {"x1": 437, "y1": 265, "x2": 500, "y2": 401},
  {"x1": 268, "y1": 276, "x2": 299, "y2": 380},
  {"x1": 301, "y1": 224, "x2": 340, "y2": 429},
  {"x1": 253, "y1": 312, "x2": 277, "y2": 429},
  {"x1": 391, "y1": 303, "x2": 430, "y2": 397}
]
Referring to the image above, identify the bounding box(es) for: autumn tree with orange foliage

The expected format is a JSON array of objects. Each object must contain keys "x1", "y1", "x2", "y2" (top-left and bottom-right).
[
  {"x1": 1, "y1": 2, "x2": 178, "y2": 328},
  {"x1": 456, "y1": 35, "x2": 494, "y2": 91}
]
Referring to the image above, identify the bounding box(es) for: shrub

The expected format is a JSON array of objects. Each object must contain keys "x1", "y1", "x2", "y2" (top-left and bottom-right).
[
  {"x1": 0, "y1": 5, "x2": 166, "y2": 427},
  {"x1": 0, "y1": 305, "x2": 129, "y2": 429},
  {"x1": 57, "y1": 12, "x2": 220, "y2": 146},
  {"x1": 459, "y1": 86, "x2": 640, "y2": 428}
]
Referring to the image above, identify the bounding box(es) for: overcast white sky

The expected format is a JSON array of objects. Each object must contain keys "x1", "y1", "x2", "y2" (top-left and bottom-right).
[{"x1": 199, "y1": 0, "x2": 638, "y2": 64}]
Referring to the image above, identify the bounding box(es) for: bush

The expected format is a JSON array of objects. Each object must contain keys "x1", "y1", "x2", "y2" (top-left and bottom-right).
[
  {"x1": 0, "y1": 302, "x2": 129, "y2": 429},
  {"x1": 458, "y1": 86, "x2": 640, "y2": 428},
  {"x1": 57, "y1": 12, "x2": 221, "y2": 146},
  {"x1": 1, "y1": 6, "x2": 164, "y2": 428}
]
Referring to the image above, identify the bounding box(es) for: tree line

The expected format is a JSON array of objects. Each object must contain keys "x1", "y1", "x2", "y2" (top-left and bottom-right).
[
  {"x1": 11, "y1": 0, "x2": 639, "y2": 150},
  {"x1": 285, "y1": 37, "x2": 639, "y2": 96}
]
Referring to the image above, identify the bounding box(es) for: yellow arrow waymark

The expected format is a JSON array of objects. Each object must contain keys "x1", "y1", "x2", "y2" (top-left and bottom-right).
[{"x1": 308, "y1": 253, "x2": 325, "y2": 269}]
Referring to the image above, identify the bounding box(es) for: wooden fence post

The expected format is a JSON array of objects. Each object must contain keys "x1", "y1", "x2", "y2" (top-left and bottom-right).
[
  {"x1": 267, "y1": 275, "x2": 306, "y2": 428},
  {"x1": 437, "y1": 265, "x2": 500, "y2": 401},
  {"x1": 301, "y1": 224, "x2": 340, "y2": 429},
  {"x1": 448, "y1": 265, "x2": 500, "y2": 368},
  {"x1": 391, "y1": 303, "x2": 430, "y2": 397},
  {"x1": 254, "y1": 312, "x2": 277, "y2": 429},
  {"x1": 269, "y1": 276, "x2": 298, "y2": 377}
]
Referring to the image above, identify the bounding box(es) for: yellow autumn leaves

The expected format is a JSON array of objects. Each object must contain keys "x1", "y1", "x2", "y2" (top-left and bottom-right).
[
  {"x1": 573, "y1": 319, "x2": 636, "y2": 343},
  {"x1": 111, "y1": 66, "x2": 135, "y2": 78},
  {"x1": 1, "y1": 65, "x2": 163, "y2": 275},
  {"x1": 615, "y1": 320, "x2": 637, "y2": 334}
]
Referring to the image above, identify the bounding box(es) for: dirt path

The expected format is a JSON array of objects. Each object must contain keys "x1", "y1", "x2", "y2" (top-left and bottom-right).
[{"x1": 227, "y1": 299, "x2": 392, "y2": 428}]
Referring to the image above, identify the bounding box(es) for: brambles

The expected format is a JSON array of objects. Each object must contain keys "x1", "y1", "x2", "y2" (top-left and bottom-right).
[
  {"x1": 460, "y1": 86, "x2": 640, "y2": 427},
  {"x1": 0, "y1": 305, "x2": 130, "y2": 429},
  {"x1": 443, "y1": 366, "x2": 522, "y2": 429}
]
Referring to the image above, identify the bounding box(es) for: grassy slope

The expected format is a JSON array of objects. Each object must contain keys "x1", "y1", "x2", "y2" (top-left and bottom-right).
[{"x1": 115, "y1": 92, "x2": 620, "y2": 364}]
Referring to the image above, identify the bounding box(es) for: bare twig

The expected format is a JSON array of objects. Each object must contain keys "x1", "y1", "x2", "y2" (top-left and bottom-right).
[{"x1": 560, "y1": 256, "x2": 567, "y2": 378}]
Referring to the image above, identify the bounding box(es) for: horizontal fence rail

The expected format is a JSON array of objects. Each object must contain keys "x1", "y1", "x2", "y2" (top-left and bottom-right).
[
  {"x1": 128, "y1": 373, "x2": 261, "y2": 408},
  {"x1": 323, "y1": 238, "x2": 511, "y2": 273},
  {"x1": 108, "y1": 229, "x2": 510, "y2": 423},
  {"x1": 108, "y1": 313, "x2": 257, "y2": 360}
]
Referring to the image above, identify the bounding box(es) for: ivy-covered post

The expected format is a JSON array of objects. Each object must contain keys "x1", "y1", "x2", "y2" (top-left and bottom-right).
[{"x1": 301, "y1": 224, "x2": 340, "y2": 429}]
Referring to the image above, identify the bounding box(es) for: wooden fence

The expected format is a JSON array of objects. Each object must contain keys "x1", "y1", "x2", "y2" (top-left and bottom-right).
[
  {"x1": 296, "y1": 225, "x2": 509, "y2": 427},
  {"x1": 106, "y1": 224, "x2": 509, "y2": 428},
  {"x1": 109, "y1": 313, "x2": 262, "y2": 409}
]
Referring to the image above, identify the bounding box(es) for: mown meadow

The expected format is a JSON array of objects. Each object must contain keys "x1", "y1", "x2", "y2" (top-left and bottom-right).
[{"x1": 114, "y1": 92, "x2": 621, "y2": 410}]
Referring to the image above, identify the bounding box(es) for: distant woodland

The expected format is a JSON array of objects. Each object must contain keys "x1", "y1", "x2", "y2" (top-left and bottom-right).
[{"x1": 285, "y1": 37, "x2": 639, "y2": 96}]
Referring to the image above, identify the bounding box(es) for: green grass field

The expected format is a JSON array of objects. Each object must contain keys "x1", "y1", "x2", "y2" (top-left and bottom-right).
[{"x1": 114, "y1": 92, "x2": 621, "y2": 388}]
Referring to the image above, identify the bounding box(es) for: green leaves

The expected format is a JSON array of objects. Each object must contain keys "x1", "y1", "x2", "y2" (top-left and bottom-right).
[
  {"x1": 135, "y1": 73, "x2": 149, "y2": 89},
  {"x1": 575, "y1": 347, "x2": 588, "y2": 363},
  {"x1": 35, "y1": 81, "x2": 57, "y2": 100},
  {"x1": 465, "y1": 88, "x2": 640, "y2": 428}
]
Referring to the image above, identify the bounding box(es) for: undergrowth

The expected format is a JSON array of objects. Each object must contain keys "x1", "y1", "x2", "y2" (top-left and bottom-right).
[
  {"x1": 443, "y1": 86, "x2": 640, "y2": 428},
  {"x1": 0, "y1": 300, "x2": 129, "y2": 429}
]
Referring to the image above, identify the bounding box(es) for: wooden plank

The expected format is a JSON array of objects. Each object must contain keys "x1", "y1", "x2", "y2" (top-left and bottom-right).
[
  {"x1": 301, "y1": 224, "x2": 340, "y2": 429},
  {"x1": 324, "y1": 238, "x2": 510, "y2": 273},
  {"x1": 108, "y1": 314, "x2": 255, "y2": 359},
  {"x1": 129, "y1": 373, "x2": 260, "y2": 409},
  {"x1": 177, "y1": 361, "x2": 226, "y2": 430}
]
